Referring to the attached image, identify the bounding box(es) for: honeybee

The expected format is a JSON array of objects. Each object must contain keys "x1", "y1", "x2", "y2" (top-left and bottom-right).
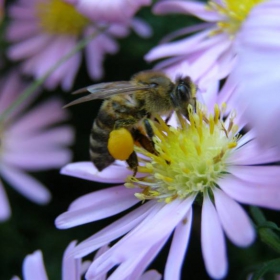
[{"x1": 65, "y1": 71, "x2": 196, "y2": 173}]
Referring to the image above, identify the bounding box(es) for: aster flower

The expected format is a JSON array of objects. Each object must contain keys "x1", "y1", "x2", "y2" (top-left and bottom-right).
[
  {"x1": 64, "y1": 0, "x2": 151, "y2": 24},
  {"x1": 6, "y1": 0, "x2": 151, "y2": 91},
  {"x1": 145, "y1": 0, "x2": 269, "y2": 90},
  {"x1": 55, "y1": 78, "x2": 280, "y2": 279},
  {"x1": 230, "y1": 0, "x2": 280, "y2": 149},
  {"x1": 11, "y1": 242, "x2": 161, "y2": 280},
  {"x1": 0, "y1": 72, "x2": 74, "y2": 221}
]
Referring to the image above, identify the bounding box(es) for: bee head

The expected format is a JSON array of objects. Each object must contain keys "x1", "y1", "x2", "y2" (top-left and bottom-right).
[{"x1": 171, "y1": 76, "x2": 197, "y2": 118}]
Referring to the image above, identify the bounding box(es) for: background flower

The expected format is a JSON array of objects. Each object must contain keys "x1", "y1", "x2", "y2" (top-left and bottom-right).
[
  {"x1": 145, "y1": 0, "x2": 267, "y2": 90},
  {"x1": 65, "y1": 0, "x2": 151, "y2": 24},
  {"x1": 6, "y1": 0, "x2": 151, "y2": 90},
  {"x1": 0, "y1": 72, "x2": 74, "y2": 221}
]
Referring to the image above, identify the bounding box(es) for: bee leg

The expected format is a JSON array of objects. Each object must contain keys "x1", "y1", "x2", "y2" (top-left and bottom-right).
[
  {"x1": 114, "y1": 117, "x2": 137, "y2": 129},
  {"x1": 132, "y1": 128, "x2": 155, "y2": 154},
  {"x1": 143, "y1": 118, "x2": 155, "y2": 140},
  {"x1": 164, "y1": 111, "x2": 173, "y2": 124},
  {"x1": 126, "y1": 151, "x2": 138, "y2": 176}
]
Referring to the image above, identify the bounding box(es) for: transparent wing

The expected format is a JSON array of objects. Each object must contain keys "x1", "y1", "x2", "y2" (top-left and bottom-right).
[{"x1": 64, "y1": 81, "x2": 152, "y2": 108}]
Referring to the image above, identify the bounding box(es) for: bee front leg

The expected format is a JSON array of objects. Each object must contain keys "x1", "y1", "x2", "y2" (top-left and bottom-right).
[{"x1": 126, "y1": 151, "x2": 138, "y2": 176}]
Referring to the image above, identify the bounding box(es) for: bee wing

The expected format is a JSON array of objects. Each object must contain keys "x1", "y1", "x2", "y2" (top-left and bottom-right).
[{"x1": 64, "y1": 82, "x2": 152, "y2": 108}]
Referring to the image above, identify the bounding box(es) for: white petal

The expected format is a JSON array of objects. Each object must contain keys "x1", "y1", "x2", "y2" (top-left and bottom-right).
[
  {"x1": 214, "y1": 189, "x2": 255, "y2": 247},
  {"x1": 201, "y1": 194, "x2": 227, "y2": 279}
]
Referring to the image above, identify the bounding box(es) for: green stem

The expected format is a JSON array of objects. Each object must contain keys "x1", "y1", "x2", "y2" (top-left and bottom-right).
[{"x1": 0, "y1": 28, "x2": 104, "y2": 123}]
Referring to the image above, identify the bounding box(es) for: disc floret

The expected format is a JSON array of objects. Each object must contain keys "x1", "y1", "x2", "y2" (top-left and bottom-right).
[
  {"x1": 36, "y1": 0, "x2": 89, "y2": 35},
  {"x1": 126, "y1": 103, "x2": 240, "y2": 203},
  {"x1": 208, "y1": 0, "x2": 265, "y2": 35}
]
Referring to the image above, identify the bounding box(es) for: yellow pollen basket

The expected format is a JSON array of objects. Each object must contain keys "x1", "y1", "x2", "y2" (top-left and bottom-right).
[
  {"x1": 36, "y1": 0, "x2": 89, "y2": 35},
  {"x1": 208, "y1": 0, "x2": 265, "y2": 34},
  {"x1": 108, "y1": 128, "x2": 134, "y2": 161},
  {"x1": 125, "y1": 104, "x2": 240, "y2": 203}
]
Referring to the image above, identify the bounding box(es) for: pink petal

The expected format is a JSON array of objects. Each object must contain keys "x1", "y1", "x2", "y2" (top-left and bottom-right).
[
  {"x1": 60, "y1": 161, "x2": 134, "y2": 183},
  {"x1": 201, "y1": 194, "x2": 227, "y2": 279},
  {"x1": 8, "y1": 126, "x2": 74, "y2": 148},
  {"x1": 8, "y1": 98, "x2": 69, "y2": 136},
  {"x1": 7, "y1": 34, "x2": 51, "y2": 59},
  {"x1": 55, "y1": 186, "x2": 139, "y2": 229},
  {"x1": 218, "y1": 174, "x2": 280, "y2": 210},
  {"x1": 153, "y1": 1, "x2": 222, "y2": 22},
  {"x1": 0, "y1": 181, "x2": 11, "y2": 221},
  {"x1": 6, "y1": 21, "x2": 39, "y2": 41},
  {"x1": 23, "y1": 251, "x2": 48, "y2": 280},
  {"x1": 214, "y1": 188, "x2": 255, "y2": 247},
  {"x1": 0, "y1": 165, "x2": 51, "y2": 204},
  {"x1": 71, "y1": 201, "x2": 157, "y2": 258},
  {"x1": 3, "y1": 149, "x2": 72, "y2": 171},
  {"x1": 164, "y1": 208, "x2": 192, "y2": 280}
]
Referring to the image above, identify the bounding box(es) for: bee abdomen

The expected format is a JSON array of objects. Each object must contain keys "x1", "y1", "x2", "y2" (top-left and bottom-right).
[{"x1": 89, "y1": 119, "x2": 114, "y2": 171}]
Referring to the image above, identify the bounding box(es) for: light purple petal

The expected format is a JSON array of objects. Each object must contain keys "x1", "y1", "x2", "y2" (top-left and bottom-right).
[
  {"x1": 145, "y1": 29, "x2": 211, "y2": 61},
  {"x1": 86, "y1": 198, "x2": 195, "y2": 279},
  {"x1": 214, "y1": 188, "x2": 255, "y2": 247},
  {"x1": 229, "y1": 139, "x2": 280, "y2": 165},
  {"x1": 153, "y1": 1, "x2": 222, "y2": 21},
  {"x1": 23, "y1": 251, "x2": 48, "y2": 280},
  {"x1": 218, "y1": 174, "x2": 280, "y2": 210},
  {"x1": 228, "y1": 165, "x2": 280, "y2": 187},
  {"x1": 62, "y1": 241, "x2": 81, "y2": 280},
  {"x1": 164, "y1": 208, "x2": 192, "y2": 280},
  {"x1": 6, "y1": 21, "x2": 39, "y2": 41},
  {"x1": 130, "y1": 17, "x2": 152, "y2": 38},
  {"x1": 60, "y1": 161, "x2": 134, "y2": 183},
  {"x1": 0, "y1": 180, "x2": 11, "y2": 221},
  {"x1": 70, "y1": 201, "x2": 157, "y2": 258},
  {"x1": 201, "y1": 194, "x2": 227, "y2": 279},
  {"x1": 55, "y1": 186, "x2": 139, "y2": 229},
  {"x1": 139, "y1": 270, "x2": 161, "y2": 280},
  {"x1": 0, "y1": 165, "x2": 51, "y2": 204}
]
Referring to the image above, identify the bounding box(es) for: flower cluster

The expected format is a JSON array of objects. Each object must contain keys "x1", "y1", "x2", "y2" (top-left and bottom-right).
[{"x1": 1, "y1": 0, "x2": 280, "y2": 279}]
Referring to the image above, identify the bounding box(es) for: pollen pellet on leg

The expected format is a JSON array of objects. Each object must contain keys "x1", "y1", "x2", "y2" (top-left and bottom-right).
[{"x1": 108, "y1": 128, "x2": 134, "y2": 160}]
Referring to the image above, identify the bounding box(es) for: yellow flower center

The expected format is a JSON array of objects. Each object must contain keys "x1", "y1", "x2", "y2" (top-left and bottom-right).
[
  {"x1": 208, "y1": 0, "x2": 265, "y2": 34},
  {"x1": 126, "y1": 103, "x2": 241, "y2": 203},
  {"x1": 36, "y1": 0, "x2": 89, "y2": 35}
]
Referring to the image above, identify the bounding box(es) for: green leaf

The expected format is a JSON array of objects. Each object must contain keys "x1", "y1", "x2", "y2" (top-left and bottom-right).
[
  {"x1": 250, "y1": 207, "x2": 280, "y2": 254},
  {"x1": 251, "y1": 258, "x2": 280, "y2": 280}
]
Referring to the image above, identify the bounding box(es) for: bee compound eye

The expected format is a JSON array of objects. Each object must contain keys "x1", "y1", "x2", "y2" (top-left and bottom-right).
[{"x1": 177, "y1": 84, "x2": 190, "y2": 101}]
